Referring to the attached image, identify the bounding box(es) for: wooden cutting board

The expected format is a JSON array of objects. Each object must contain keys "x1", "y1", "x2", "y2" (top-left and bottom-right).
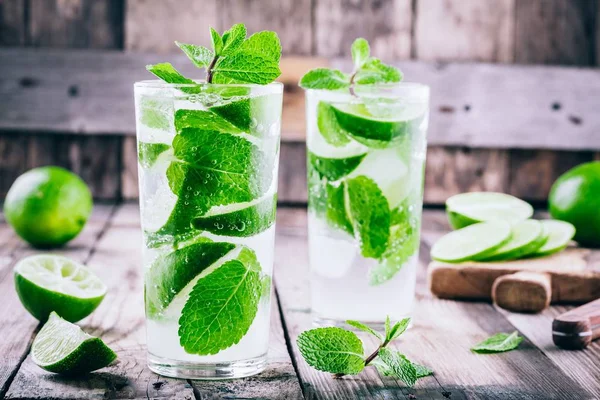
[{"x1": 428, "y1": 248, "x2": 600, "y2": 312}]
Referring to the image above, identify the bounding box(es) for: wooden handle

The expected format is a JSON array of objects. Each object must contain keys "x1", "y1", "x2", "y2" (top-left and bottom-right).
[
  {"x1": 553, "y1": 298, "x2": 600, "y2": 350},
  {"x1": 492, "y1": 272, "x2": 551, "y2": 313}
]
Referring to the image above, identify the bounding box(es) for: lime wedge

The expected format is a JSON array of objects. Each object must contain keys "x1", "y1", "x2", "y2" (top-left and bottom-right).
[
  {"x1": 446, "y1": 192, "x2": 533, "y2": 229},
  {"x1": 14, "y1": 255, "x2": 106, "y2": 322},
  {"x1": 431, "y1": 221, "x2": 512, "y2": 263},
  {"x1": 330, "y1": 103, "x2": 408, "y2": 147},
  {"x1": 32, "y1": 312, "x2": 116, "y2": 374},
  {"x1": 530, "y1": 220, "x2": 575, "y2": 257},
  {"x1": 480, "y1": 220, "x2": 548, "y2": 261}
]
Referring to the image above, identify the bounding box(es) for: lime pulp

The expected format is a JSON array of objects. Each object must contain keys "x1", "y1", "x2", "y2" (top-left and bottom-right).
[
  {"x1": 446, "y1": 192, "x2": 533, "y2": 230},
  {"x1": 480, "y1": 219, "x2": 548, "y2": 261},
  {"x1": 531, "y1": 220, "x2": 576, "y2": 257}
]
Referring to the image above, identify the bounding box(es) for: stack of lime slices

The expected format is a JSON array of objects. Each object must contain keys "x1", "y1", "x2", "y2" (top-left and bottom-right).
[{"x1": 431, "y1": 192, "x2": 576, "y2": 263}]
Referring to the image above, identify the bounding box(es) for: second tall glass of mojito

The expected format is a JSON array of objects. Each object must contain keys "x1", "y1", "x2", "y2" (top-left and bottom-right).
[
  {"x1": 135, "y1": 81, "x2": 282, "y2": 379},
  {"x1": 306, "y1": 83, "x2": 429, "y2": 326}
]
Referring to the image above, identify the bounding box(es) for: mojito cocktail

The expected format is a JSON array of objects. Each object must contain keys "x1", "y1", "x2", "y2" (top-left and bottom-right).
[{"x1": 305, "y1": 83, "x2": 429, "y2": 325}]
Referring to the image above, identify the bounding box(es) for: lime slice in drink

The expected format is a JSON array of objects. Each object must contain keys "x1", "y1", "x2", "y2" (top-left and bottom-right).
[
  {"x1": 530, "y1": 220, "x2": 575, "y2": 257},
  {"x1": 14, "y1": 255, "x2": 107, "y2": 322},
  {"x1": 32, "y1": 312, "x2": 116, "y2": 375},
  {"x1": 480, "y1": 220, "x2": 548, "y2": 261},
  {"x1": 446, "y1": 192, "x2": 533, "y2": 230},
  {"x1": 209, "y1": 94, "x2": 281, "y2": 137},
  {"x1": 330, "y1": 103, "x2": 408, "y2": 147},
  {"x1": 430, "y1": 221, "x2": 512, "y2": 263}
]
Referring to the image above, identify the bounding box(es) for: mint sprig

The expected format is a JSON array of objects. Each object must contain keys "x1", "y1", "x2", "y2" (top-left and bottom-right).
[
  {"x1": 147, "y1": 23, "x2": 281, "y2": 85},
  {"x1": 296, "y1": 317, "x2": 432, "y2": 387},
  {"x1": 471, "y1": 331, "x2": 523, "y2": 354},
  {"x1": 299, "y1": 38, "x2": 402, "y2": 92}
]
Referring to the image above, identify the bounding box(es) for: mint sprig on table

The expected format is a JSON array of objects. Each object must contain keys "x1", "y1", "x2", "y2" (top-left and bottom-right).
[
  {"x1": 299, "y1": 38, "x2": 402, "y2": 92},
  {"x1": 147, "y1": 23, "x2": 281, "y2": 85},
  {"x1": 471, "y1": 331, "x2": 523, "y2": 354},
  {"x1": 296, "y1": 317, "x2": 432, "y2": 387}
]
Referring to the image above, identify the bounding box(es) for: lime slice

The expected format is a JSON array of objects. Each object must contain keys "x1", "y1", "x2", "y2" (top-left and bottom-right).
[
  {"x1": 32, "y1": 312, "x2": 116, "y2": 374},
  {"x1": 14, "y1": 255, "x2": 106, "y2": 322},
  {"x1": 431, "y1": 221, "x2": 512, "y2": 263},
  {"x1": 330, "y1": 103, "x2": 408, "y2": 147},
  {"x1": 446, "y1": 192, "x2": 533, "y2": 230},
  {"x1": 530, "y1": 220, "x2": 575, "y2": 257},
  {"x1": 480, "y1": 220, "x2": 548, "y2": 261},
  {"x1": 209, "y1": 94, "x2": 281, "y2": 137}
]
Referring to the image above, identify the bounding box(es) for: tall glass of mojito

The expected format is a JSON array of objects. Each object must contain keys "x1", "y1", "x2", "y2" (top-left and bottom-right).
[
  {"x1": 301, "y1": 39, "x2": 429, "y2": 326},
  {"x1": 134, "y1": 24, "x2": 283, "y2": 379}
]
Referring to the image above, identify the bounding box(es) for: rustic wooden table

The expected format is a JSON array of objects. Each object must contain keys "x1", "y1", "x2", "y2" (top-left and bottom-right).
[{"x1": 0, "y1": 204, "x2": 599, "y2": 400}]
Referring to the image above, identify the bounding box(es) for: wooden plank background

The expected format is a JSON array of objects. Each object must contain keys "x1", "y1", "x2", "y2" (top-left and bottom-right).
[{"x1": 0, "y1": 0, "x2": 599, "y2": 205}]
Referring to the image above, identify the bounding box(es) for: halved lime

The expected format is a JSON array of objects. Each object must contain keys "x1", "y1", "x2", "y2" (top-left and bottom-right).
[
  {"x1": 530, "y1": 220, "x2": 575, "y2": 257},
  {"x1": 330, "y1": 103, "x2": 408, "y2": 147},
  {"x1": 446, "y1": 192, "x2": 533, "y2": 230},
  {"x1": 14, "y1": 255, "x2": 106, "y2": 322},
  {"x1": 32, "y1": 312, "x2": 116, "y2": 375},
  {"x1": 480, "y1": 220, "x2": 548, "y2": 261},
  {"x1": 431, "y1": 221, "x2": 512, "y2": 263}
]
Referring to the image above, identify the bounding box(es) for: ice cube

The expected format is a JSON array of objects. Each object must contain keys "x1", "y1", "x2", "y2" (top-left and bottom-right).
[{"x1": 308, "y1": 214, "x2": 357, "y2": 279}]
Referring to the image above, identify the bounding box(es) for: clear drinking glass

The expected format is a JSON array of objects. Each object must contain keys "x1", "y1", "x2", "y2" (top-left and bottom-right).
[
  {"x1": 305, "y1": 83, "x2": 429, "y2": 326},
  {"x1": 134, "y1": 81, "x2": 283, "y2": 379}
]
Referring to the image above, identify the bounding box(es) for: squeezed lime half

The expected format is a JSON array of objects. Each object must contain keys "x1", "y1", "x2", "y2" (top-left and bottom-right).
[
  {"x1": 14, "y1": 255, "x2": 106, "y2": 322},
  {"x1": 446, "y1": 192, "x2": 533, "y2": 229},
  {"x1": 430, "y1": 221, "x2": 512, "y2": 263},
  {"x1": 530, "y1": 220, "x2": 576, "y2": 257},
  {"x1": 480, "y1": 219, "x2": 548, "y2": 261},
  {"x1": 32, "y1": 312, "x2": 116, "y2": 375}
]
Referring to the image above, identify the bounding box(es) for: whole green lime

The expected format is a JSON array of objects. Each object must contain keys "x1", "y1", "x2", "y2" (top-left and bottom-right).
[
  {"x1": 549, "y1": 161, "x2": 600, "y2": 247},
  {"x1": 4, "y1": 167, "x2": 92, "y2": 248}
]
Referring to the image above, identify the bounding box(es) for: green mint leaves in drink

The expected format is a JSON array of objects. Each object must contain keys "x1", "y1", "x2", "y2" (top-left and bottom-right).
[
  {"x1": 471, "y1": 331, "x2": 524, "y2": 354},
  {"x1": 148, "y1": 23, "x2": 281, "y2": 85},
  {"x1": 299, "y1": 38, "x2": 402, "y2": 91},
  {"x1": 296, "y1": 317, "x2": 432, "y2": 387}
]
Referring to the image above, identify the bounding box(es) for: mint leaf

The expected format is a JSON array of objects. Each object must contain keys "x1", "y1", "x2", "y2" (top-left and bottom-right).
[
  {"x1": 221, "y1": 23, "x2": 247, "y2": 55},
  {"x1": 138, "y1": 142, "x2": 170, "y2": 168},
  {"x1": 174, "y1": 109, "x2": 242, "y2": 135},
  {"x1": 146, "y1": 63, "x2": 199, "y2": 94},
  {"x1": 309, "y1": 152, "x2": 366, "y2": 181},
  {"x1": 354, "y1": 58, "x2": 402, "y2": 85},
  {"x1": 210, "y1": 27, "x2": 223, "y2": 55},
  {"x1": 317, "y1": 102, "x2": 351, "y2": 146},
  {"x1": 179, "y1": 247, "x2": 263, "y2": 355},
  {"x1": 211, "y1": 31, "x2": 281, "y2": 84},
  {"x1": 210, "y1": 95, "x2": 282, "y2": 136},
  {"x1": 175, "y1": 42, "x2": 214, "y2": 69},
  {"x1": 413, "y1": 363, "x2": 433, "y2": 378},
  {"x1": 297, "y1": 327, "x2": 365, "y2": 375},
  {"x1": 300, "y1": 68, "x2": 350, "y2": 90},
  {"x1": 351, "y1": 38, "x2": 370, "y2": 70},
  {"x1": 149, "y1": 126, "x2": 272, "y2": 246},
  {"x1": 325, "y1": 182, "x2": 354, "y2": 235},
  {"x1": 471, "y1": 331, "x2": 523, "y2": 354},
  {"x1": 346, "y1": 320, "x2": 384, "y2": 341},
  {"x1": 386, "y1": 318, "x2": 410, "y2": 342},
  {"x1": 138, "y1": 96, "x2": 173, "y2": 131},
  {"x1": 192, "y1": 193, "x2": 276, "y2": 237},
  {"x1": 346, "y1": 176, "x2": 391, "y2": 258},
  {"x1": 375, "y1": 357, "x2": 432, "y2": 380},
  {"x1": 377, "y1": 348, "x2": 417, "y2": 387},
  {"x1": 145, "y1": 240, "x2": 235, "y2": 316}
]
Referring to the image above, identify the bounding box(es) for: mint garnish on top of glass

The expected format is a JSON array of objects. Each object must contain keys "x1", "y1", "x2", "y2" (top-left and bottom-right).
[
  {"x1": 299, "y1": 38, "x2": 402, "y2": 92},
  {"x1": 147, "y1": 23, "x2": 281, "y2": 85}
]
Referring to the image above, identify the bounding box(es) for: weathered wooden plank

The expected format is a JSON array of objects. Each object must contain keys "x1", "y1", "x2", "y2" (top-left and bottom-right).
[
  {"x1": 424, "y1": 147, "x2": 509, "y2": 205},
  {"x1": 515, "y1": 0, "x2": 598, "y2": 66},
  {"x1": 278, "y1": 142, "x2": 307, "y2": 205},
  {"x1": 28, "y1": 0, "x2": 123, "y2": 49},
  {"x1": 0, "y1": 0, "x2": 25, "y2": 46},
  {"x1": 0, "y1": 205, "x2": 115, "y2": 398},
  {"x1": 314, "y1": 0, "x2": 413, "y2": 58},
  {"x1": 414, "y1": 0, "x2": 515, "y2": 62},
  {"x1": 3, "y1": 49, "x2": 599, "y2": 151},
  {"x1": 508, "y1": 149, "x2": 594, "y2": 202},
  {"x1": 275, "y1": 208, "x2": 596, "y2": 399},
  {"x1": 220, "y1": 0, "x2": 312, "y2": 55},
  {"x1": 121, "y1": 136, "x2": 138, "y2": 200},
  {"x1": 0, "y1": 134, "x2": 28, "y2": 198},
  {"x1": 125, "y1": 0, "x2": 219, "y2": 53}
]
